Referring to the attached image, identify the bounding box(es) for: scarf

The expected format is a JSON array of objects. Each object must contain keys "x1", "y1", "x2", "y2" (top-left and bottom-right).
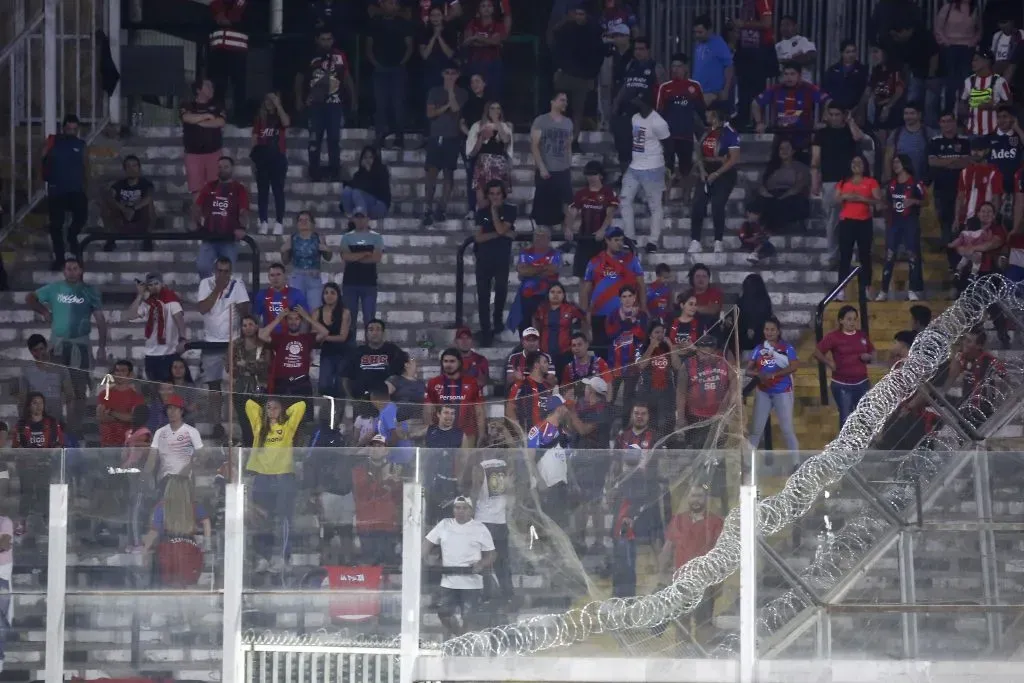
[{"x1": 145, "y1": 288, "x2": 182, "y2": 345}]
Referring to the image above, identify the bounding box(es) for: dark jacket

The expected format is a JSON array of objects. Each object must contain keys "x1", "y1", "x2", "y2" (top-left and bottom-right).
[
  {"x1": 552, "y1": 19, "x2": 606, "y2": 80},
  {"x1": 349, "y1": 163, "x2": 392, "y2": 208},
  {"x1": 821, "y1": 61, "x2": 869, "y2": 112}
]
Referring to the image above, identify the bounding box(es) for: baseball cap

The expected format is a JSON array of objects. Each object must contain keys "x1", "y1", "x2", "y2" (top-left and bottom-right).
[
  {"x1": 522, "y1": 326, "x2": 540, "y2": 338},
  {"x1": 164, "y1": 394, "x2": 186, "y2": 409},
  {"x1": 144, "y1": 272, "x2": 163, "y2": 285},
  {"x1": 371, "y1": 433, "x2": 387, "y2": 444},
  {"x1": 605, "y1": 226, "x2": 625, "y2": 239},
  {"x1": 583, "y1": 160, "x2": 604, "y2": 176},
  {"x1": 542, "y1": 393, "x2": 565, "y2": 415},
  {"x1": 352, "y1": 205, "x2": 368, "y2": 216},
  {"x1": 975, "y1": 45, "x2": 995, "y2": 61},
  {"x1": 455, "y1": 326, "x2": 473, "y2": 339},
  {"x1": 581, "y1": 376, "x2": 609, "y2": 395},
  {"x1": 608, "y1": 23, "x2": 630, "y2": 36},
  {"x1": 453, "y1": 495, "x2": 474, "y2": 507}
]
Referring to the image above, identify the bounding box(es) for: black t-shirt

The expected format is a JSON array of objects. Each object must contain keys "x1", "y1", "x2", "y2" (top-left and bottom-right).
[
  {"x1": 418, "y1": 22, "x2": 460, "y2": 76},
  {"x1": 181, "y1": 102, "x2": 226, "y2": 155},
  {"x1": 474, "y1": 203, "x2": 518, "y2": 257},
  {"x1": 884, "y1": 27, "x2": 937, "y2": 79},
  {"x1": 425, "y1": 425, "x2": 465, "y2": 449},
  {"x1": 1012, "y1": 42, "x2": 1024, "y2": 97},
  {"x1": 461, "y1": 92, "x2": 488, "y2": 132},
  {"x1": 111, "y1": 177, "x2": 154, "y2": 207},
  {"x1": 347, "y1": 341, "x2": 406, "y2": 399},
  {"x1": 987, "y1": 129, "x2": 1024, "y2": 188},
  {"x1": 927, "y1": 133, "x2": 970, "y2": 191},
  {"x1": 813, "y1": 126, "x2": 858, "y2": 183},
  {"x1": 368, "y1": 14, "x2": 413, "y2": 68}
]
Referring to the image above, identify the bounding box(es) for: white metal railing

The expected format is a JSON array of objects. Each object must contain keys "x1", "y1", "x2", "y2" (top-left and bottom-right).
[
  {"x1": 1, "y1": 0, "x2": 119, "y2": 236},
  {"x1": 243, "y1": 643, "x2": 402, "y2": 683}
]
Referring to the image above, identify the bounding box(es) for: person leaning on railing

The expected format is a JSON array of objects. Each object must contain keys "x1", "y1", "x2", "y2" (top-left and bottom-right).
[{"x1": 230, "y1": 314, "x2": 270, "y2": 448}]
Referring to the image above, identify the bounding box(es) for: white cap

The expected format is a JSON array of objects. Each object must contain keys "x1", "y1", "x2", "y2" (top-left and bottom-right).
[
  {"x1": 522, "y1": 327, "x2": 540, "y2": 338},
  {"x1": 582, "y1": 376, "x2": 609, "y2": 395}
]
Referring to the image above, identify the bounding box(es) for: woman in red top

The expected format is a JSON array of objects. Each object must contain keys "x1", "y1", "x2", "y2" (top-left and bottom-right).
[
  {"x1": 250, "y1": 92, "x2": 291, "y2": 232},
  {"x1": 532, "y1": 282, "x2": 586, "y2": 365},
  {"x1": 668, "y1": 292, "x2": 709, "y2": 349},
  {"x1": 812, "y1": 305, "x2": 876, "y2": 429},
  {"x1": 636, "y1": 320, "x2": 681, "y2": 434},
  {"x1": 835, "y1": 155, "x2": 882, "y2": 301}
]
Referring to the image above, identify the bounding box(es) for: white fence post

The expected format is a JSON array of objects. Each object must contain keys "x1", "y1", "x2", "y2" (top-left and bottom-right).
[
  {"x1": 739, "y1": 483, "x2": 758, "y2": 683},
  {"x1": 44, "y1": 482, "x2": 69, "y2": 683},
  {"x1": 107, "y1": 0, "x2": 121, "y2": 125},
  {"x1": 43, "y1": 0, "x2": 58, "y2": 135},
  {"x1": 401, "y1": 481, "x2": 423, "y2": 683},
  {"x1": 222, "y1": 483, "x2": 246, "y2": 683}
]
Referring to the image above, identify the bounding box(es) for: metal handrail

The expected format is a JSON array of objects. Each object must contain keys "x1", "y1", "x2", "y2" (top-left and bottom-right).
[
  {"x1": 0, "y1": 12, "x2": 44, "y2": 64},
  {"x1": 452, "y1": 233, "x2": 533, "y2": 330},
  {"x1": 814, "y1": 265, "x2": 868, "y2": 405},
  {"x1": 79, "y1": 231, "x2": 262, "y2": 293}
]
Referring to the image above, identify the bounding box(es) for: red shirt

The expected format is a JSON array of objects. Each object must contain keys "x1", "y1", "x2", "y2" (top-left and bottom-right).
[
  {"x1": 253, "y1": 120, "x2": 286, "y2": 153},
  {"x1": 817, "y1": 329, "x2": 874, "y2": 385},
  {"x1": 464, "y1": 18, "x2": 506, "y2": 63},
  {"x1": 693, "y1": 286, "x2": 723, "y2": 311},
  {"x1": 837, "y1": 177, "x2": 880, "y2": 221},
  {"x1": 615, "y1": 427, "x2": 656, "y2": 450},
  {"x1": 640, "y1": 343, "x2": 674, "y2": 391},
  {"x1": 571, "y1": 186, "x2": 619, "y2": 238},
  {"x1": 666, "y1": 512, "x2": 724, "y2": 569},
  {"x1": 98, "y1": 387, "x2": 146, "y2": 447},
  {"x1": 533, "y1": 302, "x2": 586, "y2": 357},
  {"x1": 425, "y1": 374, "x2": 482, "y2": 436},
  {"x1": 352, "y1": 464, "x2": 401, "y2": 533},
  {"x1": 508, "y1": 377, "x2": 548, "y2": 429},
  {"x1": 270, "y1": 332, "x2": 316, "y2": 381},
  {"x1": 669, "y1": 315, "x2": 707, "y2": 346},
  {"x1": 460, "y1": 350, "x2": 490, "y2": 387},
  {"x1": 683, "y1": 354, "x2": 731, "y2": 418},
  {"x1": 957, "y1": 162, "x2": 1004, "y2": 224},
  {"x1": 197, "y1": 180, "x2": 249, "y2": 237},
  {"x1": 738, "y1": 0, "x2": 774, "y2": 47}
]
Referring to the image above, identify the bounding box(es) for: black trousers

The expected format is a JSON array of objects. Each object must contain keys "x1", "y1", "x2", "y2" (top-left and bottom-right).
[
  {"x1": 251, "y1": 146, "x2": 288, "y2": 223},
  {"x1": 690, "y1": 170, "x2": 737, "y2": 242},
  {"x1": 838, "y1": 218, "x2": 874, "y2": 297},
  {"x1": 933, "y1": 183, "x2": 959, "y2": 270},
  {"x1": 735, "y1": 45, "x2": 777, "y2": 127},
  {"x1": 475, "y1": 245, "x2": 511, "y2": 335},
  {"x1": 48, "y1": 190, "x2": 88, "y2": 260},
  {"x1": 611, "y1": 112, "x2": 634, "y2": 171},
  {"x1": 207, "y1": 48, "x2": 249, "y2": 124},
  {"x1": 483, "y1": 522, "x2": 514, "y2": 600}
]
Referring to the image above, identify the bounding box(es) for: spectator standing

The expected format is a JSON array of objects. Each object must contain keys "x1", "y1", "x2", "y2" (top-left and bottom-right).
[
  {"x1": 746, "y1": 317, "x2": 800, "y2": 465},
  {"x1": 283, "y1": 211, "x2": 332, "y2": 309},
  {"x1": 386, "y1": 352, "x2": 426, "y2": 419},
  {"x1": 774, "y1": 15, "x2": 818, "y2": 83},
  {"x1": 353, "y1": 438, "x2": 403, "y2": 565},
  {"x1": 864, "y1": 44, "x2": 907, "y2": 137},
  {"x1": 581, "y1": 227, "x2": 644, "y2": 350},
  {"x1": 956, "y1": 137, "x2": 1004, "y2": 227},
  {"x1": 821, "y1": 41, "x2": 870, "y2": 114},
  {"x1": 532, "y1": 283, "x2": 586, "y2": 366},
  {"x1": 207, "y1": 0, "x2": 250, "y2": 124},
  {"x1": 340, "y1": 209, "x2": 384, "y2": 334},
  {"x1": 43, "y1": 115, "x2": 88, "y2": 269},
  {"x1": 656, "y1": 53, "x2": 705, "y2": 203},
  {"x1": 422, "y1": 65, "x2": 468, "y2": 225},
  {"x1": 150, "y1": 395, "x2": 204, "y2": 485},
  {"x1": 369, "y1": 0, "x2": 414, "y2": 150},
  {"x1": 928, "y1": 112, "x2": 972, "y2": 270},
  {"x1": 462, "y1": 0, "x2": 508, "y2": 98},
  {"x1": 230, "y1": 315, "x2": 270, "y2": 446},
  {"x1": 752, "y1": 64, "x2": 827, "y2": 163},
  {"x1": 423, "y1": 497, "x2": 495, "y2": 638},
  {"x1": 689, "y1": 263, "x2": 725, "y2": 318},
  {"x1": 813, "y1": 306, "x2": 876, "y2": 428},
  {"x1": 835, "y1": 156, "x2": 882, "y2": 301},
  {"x1": 12, "y1": 393, "x2": 64, "y2": 537},
  {"x1": 0, "y1": 514, "x2": 12, "y2": 659},
  {"x1": 180, "y1": 80, "x2": 226, "y2": 198},
  {"x1": 301, "y1": 29, "x2": 357, "y2": 182},
  {"x1": 934, "y1": 0, "x2": 982, "y2": 113},
  {"x1": 419, "y1": 5, "x2": 459, "y2": 94},
  {"x1": 883, "y1": 103, "x2": 936, "y2": 185},
  {"x1": 20, "y1": 335, "x2": 73, "y2": 426},
  {"x1": 100, "y1": 155, "x2": 155, "y2": 252},
  {"x1": 611, "y1": 37, "x2": 664, "y2": 170},
  {"x1": 531, "y1": 92, "x2": 575, "y2": 234},
  {"x1": 670, "y1": 294, "x2": 708, "y2": 347},
  {"x1": 254, "y1": 263, "x2": 309, "y2": 330},
  {"x1": 677, "y1": 340, "x2": 733, "y2": 443},
  {"x1": 732, "y1": 0, "x2": 776, "y2": 127},
  {"x1": 883, "y1": 17, "x2": 941, "y2": 126},
  {"x1": 812, "y1": 104, "x2": 865, "y2": 266},
  {"x1": 565, "y1": 161, "x2": 619, "y2": 280},
  {"x1": 506, "y1": 351, "x2": 552, "y2": 431},
  {"x1": 259, "y1": 307, "x2": 329, "y2": 397},
  {"x1": 345, "y1": 319, "x2": 406, "y2": 401},
  {"x1": 659, "y1": 487, "x2": 724, "y2": 631},
  {"x1": 460, "y1": 74, "x2": 490, "y2": 217},
  {"x1": 636, "y1": 320, "x2": 679, "y2": 434},
  {"x1": 647, "y1": 263, "x2": 674, "y2": 322},
  {"x1": 472, "y1": 454, "x2": 512, "y2": 604},
  {"x1": 453, "y1": 328, "x2": 490, "y2": 391},
  {"x1": 690, "y1": 101, "x2": 742, "y2": 254},
  {"x1": 144, "y1": 475, "x2": 211, "y2": 588},
  {"x1": 251, "y1": 93, "x2": 290, "y2": 234},
  {"x1": 879, "y1": 155, "x2": 927, "y2": 300},
  {"x1": 514, "y1": 228, "x2": 562, "y2": 334},
  {"x1": 550, "y1": 4, "x2": 606, "y2": 151},
  {"x1": 315, "y1": 283, "x2": 351, "y2": 397},
  {"x1": 191, "y1": 156, "x2": 249, "y2": 279},
  {"x1": 27, "y1": 258, "x2": 107, "y2": 410},
  {"x1": 992, "y1": 16, "x2": 1024, "y2": 73},
  {"x1": 197, "y1": 257, "x2": 250, "y2": 440},
  {"x1": 466, "y1": 101, "x2": 514, "y2": 208},
  {"x1": 602, "y1": 25, "x2": 634, "y2": 133},
  {"x1": 735, "y1": 273, "x2": 774, "y2": 353},
  {"x1": 620, "y1": 93, "x2": 670, "y2": 253},
  {"x1": 560, "y1": 333, "x2": 611, "y2": 398},
  {"x1": 505, "y1": 328, "x2": 556, "y2": 387},
  {"x1": 961, "y1": 47, "x2": 1010, "y2": 136},
  {"x1": 757, "y1": 139, "x2": 812, "y2": 235},
  {"x1": 691, "y1": 16, "x2": 733, "y2": 108},
  {"x1": 565, "y1": 376, "x2": 611, "y2": 549},
  {"x1": 606, "y1": 286, "x2": 649, "y2": 410},
  {"x1": 425, "y1": 348, "x2": 486, "y2": 447},
  {"x1": 341, "y1": 146, "x2": 392, "y2": 219},
  {"x1": 97, "y1": 360, "x2": 145, "y2": 448},
  {"x1": 473, "y1": 181, "x2": 518, "y2": 346},
  {"x1": 128, "y1": 274, "x2": 186, "y2": 382},
  {"x1": 987, "y1": 105, "x2": 1024, "y2": 205}
]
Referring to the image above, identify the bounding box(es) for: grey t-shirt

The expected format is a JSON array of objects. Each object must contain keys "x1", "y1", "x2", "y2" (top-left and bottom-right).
[
  {"x1": 531, "y1": 113, "x2": 574, "y2": 173},
  {"x1": 387, "y1": 374, "x2": 426, "y2": 421},
  {"x1": 427, "y1": 86, "x2": 469, "y2": 139},
  {"x1": 889, "y1": 125, "x2": 937, "y2": 184},
  {"x1": 20, "y1": 364, "x2": 70, "y2": 419}
]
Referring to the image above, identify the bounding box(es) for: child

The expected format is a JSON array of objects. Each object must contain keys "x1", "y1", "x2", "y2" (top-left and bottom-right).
[
  {"x1": 646, "y1": 264, "x2": 673, "y2": 323},
  {"x1": 737, "y1": 204, "x2": 776, "y2": 264},
  {"x1": 992, "y1": 17, "x2": 1024, "y2": 74},
  {"x1": 949, "y1": 217, "x2": 995, "y2": 276}
]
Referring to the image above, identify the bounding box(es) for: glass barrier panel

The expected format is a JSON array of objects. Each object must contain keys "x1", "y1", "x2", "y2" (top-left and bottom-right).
[{"x1": 64, "y1": 448, "x2": 224, "y2": 680}]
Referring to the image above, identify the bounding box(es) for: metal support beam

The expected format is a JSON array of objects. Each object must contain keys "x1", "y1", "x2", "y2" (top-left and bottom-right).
[
  {"x1": 846, "y1": 469, "x2": 905, "y2": 528},
  {"x1": 897, "y1": 531, "x2": 919, "y2": 658},
  {"x1": 221, "y1": 483, "x2": 245, "y2": 683},
  {"x1": 107, "y1": 0, "x2": 121, "y2": 125},
  {"x1": 974, "y1": 450, "x2": 1003, "y2": 652},
  {"x1": 43, "y1": 0, "x2": 57, "y2": 135},
  {"x1": 815, "y1": 609, "x2": 831, "y2": 660},
  {"x1": 758, "y1": 537, "x2": 822, "y2": 605},
  {"x1": 44, "y1": 483, "x2": 68, "y2": 683},
  {"x1": 400, "y1": 481, "x2": 424, "y2": 683}
]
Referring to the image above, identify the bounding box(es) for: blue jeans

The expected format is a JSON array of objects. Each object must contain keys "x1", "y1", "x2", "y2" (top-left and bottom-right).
[
  {"x1": 343, "y1": 285, "x2": 377, "y2": 336},
  {"x1": 251, "y1": 473, "x2": 298, "y2": 561},
  {"x1": 373, "y1": 66, "x2": 407, "y2": 142},
  {"x1": 340, "y1": 188, "x2": 389, "y2": 219},
  {"x1": 198, "y1": 240, "x2": 239, "y2": 279},
  {"x1": 749, "y1": 389, "x2": 800, "y2": 469},
  {"x1": 307, "y1": 102, "x2": 344, "y2": 173},
  {"x1": 318, "y1": 352, "x2": 347, "y2": 397},
  {"x1": 832, "y1": 380, "x2": 870, "y2": 429},
  {"x1": 620, "y1": 166, "x2": 665, "y2": 244},
  {"x1": 882, "y1": 217, "x2": 923, "y2": 293},
  {"x1": 289, "y1": 271, "x2": 324, "y2": 310}
]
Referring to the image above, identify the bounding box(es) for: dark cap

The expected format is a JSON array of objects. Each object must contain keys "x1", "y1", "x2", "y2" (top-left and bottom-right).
[
  {"x1": 975, "y1": 45, "x2": 995, "y2": 61},
  {"x1": 455, "y1": 326, "x2": 473, "y2": 339},
  {"x1": 605, "y1": 226, "x2": 625, "y2": 239},
  {"x1": 583, "y1": 160, "x2": 604, "y2": 176}
]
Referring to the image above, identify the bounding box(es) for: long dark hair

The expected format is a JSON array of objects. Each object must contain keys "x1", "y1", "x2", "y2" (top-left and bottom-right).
[
  {"x1": 892, "y1": 153, "x2": 915, "y2": 179},
  {"x1": 359, "y1": 145, "x2": 384, "y2": 172},
  {"x1": 257, "y1": 398, "x2": 284, "y2": 448},
  {"x1": 841, "y1": 153, "x2": 873, "y2": 184},
  {"x1": 738, "y1": 274, "x2": 773, "y2": 350},
  {"x1": 22, "y1": 391, "x2": 49, "y2": 421}
]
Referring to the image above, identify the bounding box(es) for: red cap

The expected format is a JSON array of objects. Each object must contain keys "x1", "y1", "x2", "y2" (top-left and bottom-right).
[
  {"x1": 164, "y1": 394, "x2": 186, "y2": 409},
  {"x1": 455, "y1": 326, "x2": 473, "y2": 339}
]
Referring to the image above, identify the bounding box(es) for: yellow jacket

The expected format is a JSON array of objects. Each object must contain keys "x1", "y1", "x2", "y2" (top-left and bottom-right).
[{"x1": 245, "y1": 399, "x2": 306, "y2": 475}]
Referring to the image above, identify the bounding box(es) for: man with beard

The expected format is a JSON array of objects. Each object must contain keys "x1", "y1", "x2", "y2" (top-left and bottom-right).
[
  {"x1": 505, "y1": 327, "x2": 556, "y2": 388},
  {"x1": 454, "y1": 327, "x2": 490, "y2": 391},
  {"x1": 425, "y1": 348, "x2": 485, "y2": 447},
  {"x1": 192, "y1": 155, "x2": 249, "y2": 278},
  {"x1": 345, "y1": 318, "x2": 406, "y2": 403}
]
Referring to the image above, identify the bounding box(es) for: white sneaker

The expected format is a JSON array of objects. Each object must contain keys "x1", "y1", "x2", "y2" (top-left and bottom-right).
[
  {"x1": 835, "y1": 291, "x2": 846, "y2": 302},
  {"x1": 258, "y1": 220, "x2": 269, "y2": 235},
  {"x1": 254, "y1": 557, "x2": 270, "y2": 573},
  {"x1": 464, "y1": 211, "x2": 474, "y2": 220},
  {"x1": 688, "y1": 240, "x2": 702, "y2": 253},
  {"x1": 269, "y1": 556, "x2": 287, "y2": 574},
  {"x1": 272, "y1": 221, "x2": 284, "y2": 235},
  {"x1": 713, "y1": 240, "x2": 724, "y2": 253},
  {"x1": 875, "y1": 291, "x2": 888, "y2": 302},
  {"x1": 745, "y1": 252, "x2": 760, "y2": 264},
  {"x1": 907, "y1": 291, "x2": 921, "y2": 301}
]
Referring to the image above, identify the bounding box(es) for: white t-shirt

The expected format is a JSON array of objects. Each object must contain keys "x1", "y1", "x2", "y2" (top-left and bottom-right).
[
  {"x1": 537, "y1": 445, "x2": 568, "y2": 488},
  {"x1": 138, "y1": 297, "x2": 184, "y2": 357},
  {"x1": 197, "y1": 276, "x2": 250, "y2": 342},
  {"x1": 775, "y1": 35, "x2": 817, "y2": 83},
  {"x1": 475, "y1": 458, "x2": 508, "y2": 525},
  {"x1": 425, "y1": 517, "x2": 495, "y2": 590},
  {"x1": 629, "y1": 111, "x2": 670, "y2": 171},
  {"x1": 151, "y1": 423, "x2": 204, "y2": 480},
  {"x1": 991, "y1": 29, "x2": 1024, "y2": 62}
]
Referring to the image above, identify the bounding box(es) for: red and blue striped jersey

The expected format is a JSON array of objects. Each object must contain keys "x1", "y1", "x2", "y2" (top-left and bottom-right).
[
  {"x1": 606, "y1": 309, "x2": 649, "y2": 377},
  {"x1": 639, "y1": 342, "x2": 675, "y2": 392},
  {"x1": 517, "y1": 247, "x2": 562, "y2": 299},
  {"x1": 253, "y1": 286, "x2": 309, "y2": 330},
  {"x1": 886, "y1": 177, "x2": 926, "y2": 218},
  {"x1": 560, "y1": 354, "x2": 611, "y2": 398},
  {"x1": 669, "y1": 315, "x2": 708, "y2": 346},
  {"x1": 527, "y1": 419, "x2": 560, "y2": 448},
  {"x1": 646, "y1": 281, "x2": 673, "y2": 322},
  {"x1": 615, "y1": 427, "x2": 656, "y2": 450},
  {"x1": 655, "y1": 78, "x2": 705, "y2": 139},
  {"x1": 508, "y1": 377, "x2": 548, "y2": 430},
  {"x1": 425, "y1": 374, "x2": 482, "y2": 437},
  {"x1": 533, "y1": 302, "x2": 585, "y2": 357},
  {"x1": 460, "y1": 350, "x2": 490, "y2": 387},
  {"x1": 755, "y1": 82, "x2": 825, "y2": 148},
  {"x1": 583, "y1": 250, "x2": 644, "y2": 317}
]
